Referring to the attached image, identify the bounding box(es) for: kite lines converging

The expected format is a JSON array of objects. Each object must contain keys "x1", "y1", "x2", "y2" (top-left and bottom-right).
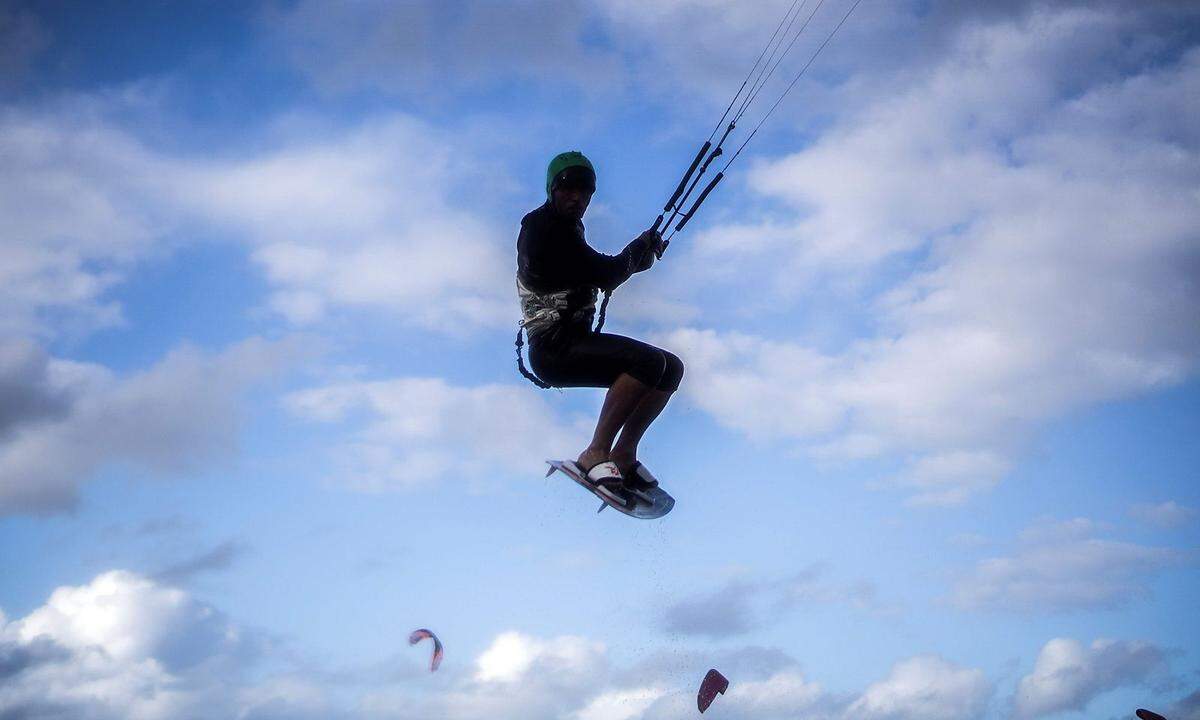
[
  {"x1": 651, "y1": 0, "x2": 866, "y2": 247},
  {"x1": 594, "y1": 0, "x2": 864, "y2": 331}
]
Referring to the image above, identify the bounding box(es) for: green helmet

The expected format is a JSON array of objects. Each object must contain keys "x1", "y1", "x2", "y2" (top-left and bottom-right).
[{"x1": 546, "y1": 150, "x2": 596, "y2": 197}]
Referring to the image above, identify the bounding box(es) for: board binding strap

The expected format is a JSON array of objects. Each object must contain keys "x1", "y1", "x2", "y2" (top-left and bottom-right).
[{"x1": 545, "y1": 460, "x2": 675, "y2": 519}]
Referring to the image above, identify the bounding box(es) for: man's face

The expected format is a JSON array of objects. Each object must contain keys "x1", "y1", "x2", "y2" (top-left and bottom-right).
[{"x1": 552, "y1": 184, "x2": 592, "y2": 220}]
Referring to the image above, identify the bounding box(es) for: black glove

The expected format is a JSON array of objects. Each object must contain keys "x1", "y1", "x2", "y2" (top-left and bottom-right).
[{"x1": 630, "y1": 230, "x2": 662, "y2": 272}]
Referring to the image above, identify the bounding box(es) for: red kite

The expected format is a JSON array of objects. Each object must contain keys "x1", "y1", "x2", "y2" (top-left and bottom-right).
[
  {"x1": 409, "y1": 628, "x2": 443, "y2": 672},
  {"x1": 698, "y1": 668, "x2": 730, "y2": 713}
]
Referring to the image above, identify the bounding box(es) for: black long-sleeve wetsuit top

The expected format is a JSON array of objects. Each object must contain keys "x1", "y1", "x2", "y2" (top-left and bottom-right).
[{"x1": 516, "y1": 201, "x2": 651, "y2": 344}]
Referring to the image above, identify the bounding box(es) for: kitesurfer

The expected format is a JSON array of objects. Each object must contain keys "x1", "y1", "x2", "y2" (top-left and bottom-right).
[{"x1": 516, "y1": 151, "x2": 684, "y2": 503}]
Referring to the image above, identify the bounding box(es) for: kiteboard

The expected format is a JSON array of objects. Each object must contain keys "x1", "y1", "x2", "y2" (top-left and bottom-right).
[{"x1": 545, "y1": 460, "x2": 674, "y2": 519}]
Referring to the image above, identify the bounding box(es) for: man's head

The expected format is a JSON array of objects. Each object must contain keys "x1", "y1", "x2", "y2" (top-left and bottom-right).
[{"x1": 546, "y1": 151, "x2": 595, "y2": 220}]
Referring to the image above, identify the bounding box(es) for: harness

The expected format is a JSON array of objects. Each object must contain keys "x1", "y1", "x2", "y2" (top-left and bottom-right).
[{"x1": 514, "y1": 276, "x2": 598, "y2": 389}]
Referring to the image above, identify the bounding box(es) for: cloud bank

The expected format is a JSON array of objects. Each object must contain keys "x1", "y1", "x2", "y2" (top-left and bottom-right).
[
  {"x1": 659, "y1": 5, "x2": 1200, "y2": 504},
  {"x1": 0, "y1": 337, "x2": 301, "y2": 516},
  {"x1": 660, "y1": 564, "x2": 881, "y2": 638},
  {"x1": 6, "y1": 571, "x2": 1186, "y2": 720},
  {"x1": 0, "y1": 108, "x2": 514, "y2": 339},
  {"x1": 951, "y1": 519, "x2": 1183, "y2": 613},
  {"x1": 1012, "y1": 637, "x2": 1167, "y2": 719},
  {"x1": 285, "y1": 376, "x2": 589, "y2": 491}
]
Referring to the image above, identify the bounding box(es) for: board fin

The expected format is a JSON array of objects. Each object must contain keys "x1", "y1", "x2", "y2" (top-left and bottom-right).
[{"x1": 597, "y1": 502, "x2": 607, "y2": 514}]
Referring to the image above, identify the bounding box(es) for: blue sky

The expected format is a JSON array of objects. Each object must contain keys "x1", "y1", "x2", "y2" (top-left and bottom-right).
[{"x1": 1, "y1": 1, "x2": 1198, "y2": 719}]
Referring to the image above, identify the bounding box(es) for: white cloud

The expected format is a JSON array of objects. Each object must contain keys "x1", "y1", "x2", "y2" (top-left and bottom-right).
[
  {"x1": 951, "y1": 519, "x2": 1183, "y2": 613},
  {"x1": 1130, "y1": 500, "x2": 1197, "y2": 529},
  {"x1": 474, "y1": 631, "x2": 607, "y2": 685},
  {"x1": 1, "y1": 106, "x2": 515, "y2": 339},
  {"x1": 660, "y1": 565, "x2": 884, "y2": 638},
  {"x1": 572, "y1": 685, "x2": 667, "y2": 720},
  {"x1": 654, "y1": 6, "x2": 1200, "y2": 504},
  {"x1": 365, "y1": 630, "x2": 835, "y2": 720},
  {"x1": 0, "y1": 571, "x2": 274, "y2": 720},
  {"x1": 267, "y1": 0, "x2": 1089, "y2": 120},
  {"x1": 426, "y1": 631, "x2": 614, "y2": 720},
  {"x1": 0, "y1": 571, "x2": 360, "y2": 720},
  {"x1": 727, "y1": 668, "x2": 828, "y2": 719},
  {"x1": 269, "y1": 1, "x2": 622, "y2": 99},
  {"x1": 657, "y1": 328, "x2": 844, "y2": 440},
  {"x1": 595, "y1": 0, "x2": 808, "y2": 107},
  {"x1": 847, "y1": 655, "x2": 992, "y2": 720},
  {"x1": 660, "y1": 327, "x2": 1014, "y2": 506},
  {"x1": 182, "y1": 117, "x2": 515, "y2": 331},
  {"x1": 0, "y1": 336, "x2": 302, "y2": 516},
  {"x1": 1012, "y1": 637, "x2": 1166, "y2": 719},
  {"x1": 3, "y1": 585, "x2": 1045, "y2": 720},
  {"x1": 619, "y1": 668, "x2": 830, "y2": 720},
  {"x1": 9, "y1": 4, "x2": 1194, "y2": 514},
  {"x1": 0, "y1": 338, "x2": 73, "y2": 439},
  {"x1": 152, "y1": 540, "x2": 246, "y2": 584},
  {"x1": 364, "y1": 630, "x2": 992, "y2": 720},
  {"x1": 891, "y1": 450, "x2": 1011, "y2": 508},
  {"x1": 285, "y1": 377, "x2": 588, "y2": 491},
  {"x1": 235, "y1": 675, "x2": 337, "y2": 720},
  {"x1": 0, "y1": 593, "x2": 873, "y2": 720},
  {"x1": 13, "y1": 571, "x2": 243, "y2": 673},
  {"x1": 0, "y1": 106, "x2": 177, "y2": 337},
  {"x1": 660, "y1": 579, "x2": 759, "y2": 639}
]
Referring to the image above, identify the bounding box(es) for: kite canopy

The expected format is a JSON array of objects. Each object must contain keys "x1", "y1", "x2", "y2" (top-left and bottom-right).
[
  {"x1": 1137, "y1": 710, "x2": 1167, "y2": 720},
  {"x1": 409, "y1": 628, "x2": 443, "y2": 672},
  {"x1": 697, "y1": 668, "x2": 730, "y2": 713}
]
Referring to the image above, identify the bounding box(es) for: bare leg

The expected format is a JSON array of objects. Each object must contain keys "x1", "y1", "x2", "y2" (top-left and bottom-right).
[
  {"x1": 577, "y1": 373, "x2": 652, "y2": 471},
  {"x1": 609, "y1": 388, "x2": 672, "y2": 473}
]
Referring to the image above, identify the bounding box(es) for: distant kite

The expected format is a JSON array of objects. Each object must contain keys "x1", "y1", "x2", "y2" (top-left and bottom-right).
[
  {"x1": 1137, "y1": 710, "x2": 1167, "y2": 720},
  {"x1": 409, "y1": 628, "x2": 443, "y2": 672},
  {"x1": 697, "y1": 668, "x2": 730, "y2": 713}
]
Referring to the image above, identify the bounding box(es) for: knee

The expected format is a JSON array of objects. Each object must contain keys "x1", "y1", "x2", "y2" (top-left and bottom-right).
[
  {"x1": 640, "y1": 350, "x2": 668, "y2": 389},
  {"x1": 659, "y1": 351, "x2": 684, "y2": 392},
  {"x1": 622, "y1": 344, "x2": 666, "y2": 389}
]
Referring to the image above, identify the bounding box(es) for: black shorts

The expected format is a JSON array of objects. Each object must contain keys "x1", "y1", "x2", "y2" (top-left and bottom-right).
[{"x1": 530, "y1": 329, "x2": 684, "y2": 392}]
